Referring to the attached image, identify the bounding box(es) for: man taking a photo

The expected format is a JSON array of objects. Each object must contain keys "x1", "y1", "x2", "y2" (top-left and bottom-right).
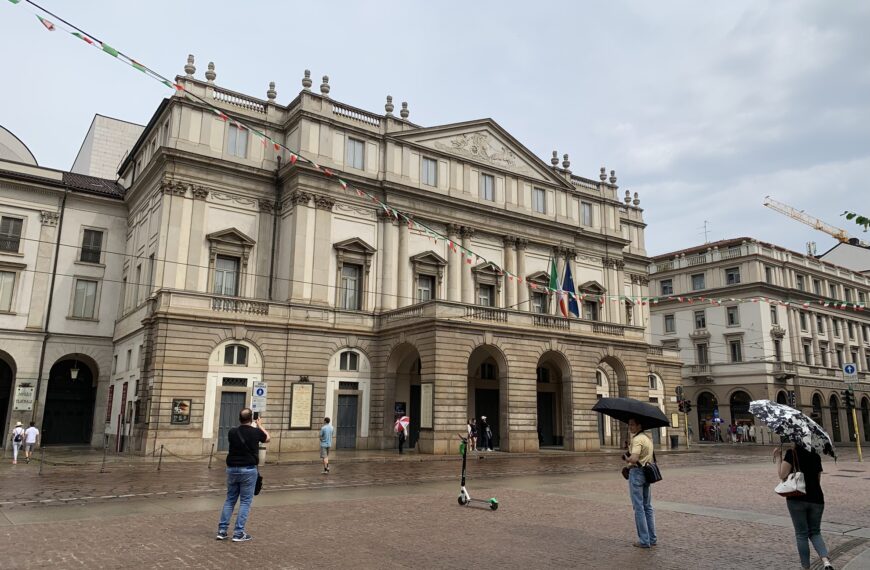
[{"x1": 217, "y1": 408, "x2": 269, "y2": 542}]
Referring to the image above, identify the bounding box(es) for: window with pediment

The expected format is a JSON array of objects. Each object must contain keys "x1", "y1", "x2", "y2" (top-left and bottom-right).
[
  {"x1": 206, "y1": 228, "x2": 256, "y2": 298},
  {"x1": 472, "y1": 262, "x2": 502, "y2": 307},
  {"x1": 410, "y1": 251, "x2": 446, "y2": 303},
  {"x1": 526, "y1": 271, "x2": 551, "y2": 313},
  {"x1": 334, "y1": 238, "x2": 375, "y2": 311}
]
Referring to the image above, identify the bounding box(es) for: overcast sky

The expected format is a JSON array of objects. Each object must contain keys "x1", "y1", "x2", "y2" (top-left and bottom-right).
[{"x1": 2, "y1": 1, "x2": 868, "y2": 256}]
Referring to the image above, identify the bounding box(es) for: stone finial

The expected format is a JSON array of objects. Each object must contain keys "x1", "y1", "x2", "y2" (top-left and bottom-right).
[
  {"x1": 609, "y1": 170, "x2": 617, "y2": 184},
  {"x1": 302, "y1": 69, "x2": 313, "y2": 90},
  {"x1": 551, "y1": 151, "x2": 559, "y2": 167},
  {"x1": 633, "y1": 192, "x2": 640, "y2": 206},
  {"x1": 385, "y1": 95, "x2": 394, "y2": 116},
  {"x1": 400, "y1": 102, "x2": 409, "y2": 119},
  {"x1": 205, "y1": 62, "x2": 216, "y2": 82},
  {"x1": 624, "y1": 190, "x2": 631, "y2": 204},
  {"x1": 600, "y1": 167, "x2": 607, "y2": 182},
  {"x1": 184, "y1": 54, "x2": 196, "y2": 77},
  {"x1": 320, "y1": 75, "x2": 330, "y2": 96},
  {"x1": 562, "y1": 154, "x2": 570, "y2": 170},
  {"x1": 266, "y1": 81, "x2": 277, "y2": 101}
]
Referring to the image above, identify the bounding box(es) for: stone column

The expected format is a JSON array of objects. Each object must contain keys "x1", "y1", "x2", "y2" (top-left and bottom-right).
[
  {"x1": 446, "y1": 224, "x2": 461, "y2": 302},
  {"x1": 827, "y1": 315, "x2": 837, "y2": 367},
  {"x1": 460, "y1": 226, "x2": 475, "y2": 304},
  {"x1": 516, "y1": 238, "x2": 528, "y2": 311},
  {"x1": 615, "y1": 259, "x2": 626, "y2": 324},
  {"x1": 503, "y1": 236, "x2": 517, "y2": 310},
  {"x1": 26, "y1": 210, "x2": 60, "y2": 329},
  {"x1": 396, "y1": 219, "x2": 410, "y2": 307},
  {"x1": 809, "y1": 312, "x2": 821, "y2": 366},
  {"x1": 378, "y1": 212, "x2": 398, "y2": 311},
  {"x1": 187, "y1": 187, "x2": 211, "y2": 292},
  {"x1": 288, "y1": 191, "x2": 312, "y2": 302},
  {"x1": 310, "y1": 195, "x2": 334, "y2": 305},
  {"x1": 787, "y1": 309, "x2": 801, "y2": 361}
]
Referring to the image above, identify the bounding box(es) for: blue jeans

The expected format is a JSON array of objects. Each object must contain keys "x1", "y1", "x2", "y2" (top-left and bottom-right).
[
  {"x1": 218, "y1": 466, "x2": 259, "y2": 536},
  {"x1": 786, "y1": 500, "x2": 828, "y2": 568},
  {"x1": 628, "y1": 468, "x2": 656, "y2": 546}
]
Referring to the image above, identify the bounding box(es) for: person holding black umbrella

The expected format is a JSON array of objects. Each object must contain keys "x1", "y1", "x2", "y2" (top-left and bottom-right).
[{"x1": 623, "y1": 417, "x2": 657, "y2": 548}]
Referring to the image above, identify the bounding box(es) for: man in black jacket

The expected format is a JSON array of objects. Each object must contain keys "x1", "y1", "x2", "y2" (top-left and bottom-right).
[{"x1": 217, "y1": 408, "x2": 270, "y2": 542}]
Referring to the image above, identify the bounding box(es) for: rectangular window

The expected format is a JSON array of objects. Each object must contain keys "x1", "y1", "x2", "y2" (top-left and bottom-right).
[
  {"x1": 664, "y1": 314, "x2": 675, "y2": 333},
  {"x1": 105, "y1": 384, "x2": 114, "y2": 423},
  {"x1": 820, "y1": 343, "x2": 829, "y2": 367},
  {"x1": 532, "y1": 188, "x2": 546, "y2": 214},
  {"x1": 340, "y1": 264, "x2": 362, "y2": 310},
  {"x1": 227, "y1": 124, "x2": 248, "y2": 158},
  {"x1": 803, "y1": 343, "x2": 812, "y2": 364},
  {"x1": 660, "y1": 279, "x2": 673, "y2": 296},
  {"x1": 0, "y1": 270, "x2": 14, "y2": 311},
  {"x1": 480, "y1": 363, "x2": 495, "y2": 380},
  {"x1": 346, "y1": 137, "x2": 365, "y2": 170},
  {"x1": 696, "y1": 343, "x2": 708, "y2": 365},
  {"x1": 796, "y1": 275, "x2": 805, "y2": 291},
  {"x1": 774, "y1": 339, "x2": 782, "y2": 361},
  {"x1": 848, "y1": 322, "x2": 856, "y2": 341},
  {"x1": 829, "y1": 283, "x2": 837, "y2": 299},
  {"x1": 833, "y1": 319, "x2": 840, "y2": 337},
  {"x1": 851, "y1": 350, "x2": 859, "y2": 369},
  {"x1": 765, "y1": 266, "x2": 774, "y2": 284},
  {"x1": 135, "y1": 265, "x2": 142, "y2": 304},
  {"x1": 421, "y1": 157, "x2": 437, "y2": 186},
  {"x1": 812, "y1": 279, "x2": 821, "y2": 295},
  {"x1": 478, "y1": 284, "x2": 495, "y2": 307},
  {"x1": 162, "y1": 120, "x2": 170, "y2": 146},
  {"x1": 691, "y1": 273, "x2": 705, "y2": 291},
  {"x1": 416, "y1": 274, "x2": 434, "y2": 302},
  {"x1": 581, "y1": 202, "x2": 593, "y2": 226},
  {"x1": 72, "y1": 279, "x2": 98, "y2": 318},
  {"x1": 213, "y1": 255, "x2": 240, "y2": 296},
  {"x1": 80, "y1": 229, "x2": 103, "y2": 263},
  {"x1": 836, "y1": 347, "x2": 844, "y2": 369},
  {"x1": 729, "y1": 340, "x2": 742, "y2": 363},
  {"x1": 799, "y1": 311, "x2": 808, "y2": 331},
  {"x1": 726, "y1": 267, "x2": 741, "y2": 285},
  {"x1": 112, "y1": 355, "x2": 118, "y2": 375},
  {"x1": 844, "y1": 288, "x2": 853, "y2": 303},
  {"x1": 859, "y1": 291, "x2": 866, "y2": 304},
  {"x1": 148, "y1": 254, "x2": 155, "y2": 292},
  {"x1": 816, "y1": 315, "x2": 824, "y2": 334},
  {"x1": 479, "y1": 173, "x2": 495, "y2": 201},
  {"x1": 726, "y1": 306, "x2": 740, "y2": 326},
  {"x1": 0, "y1": 216, "x2": 23, "y2": 253},
  {"x1": 770, "y1": 306, "x2": 778, "y2": 325},
  {"x1": 531, "y1": 291, "x2": 548, "y2": 314},
  {"x1": 126, "y1": 349, "x2": 132, "y2": 371},
  {"x1": 339, "y1": 351, "x2": 359, "y2": 371},
  {"x1": 694, "y1": 310, "x2": 706, "y2": 329},
  {"x1": 583, "y1": 301, "x2": 598, "y2": 321}
]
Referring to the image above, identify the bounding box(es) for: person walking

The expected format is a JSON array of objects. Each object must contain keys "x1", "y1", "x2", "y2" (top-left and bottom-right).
[
  {"x1": 749, "y1": 424, "x2": 756, "y2": 443},
  {"x1": 774, "y1": 444, "x2": 834, "y2": 569},
  {"x1": 623, "y1": 417, "x2": 657, "y2": 549},
  {"x1": 480, "y1": 416, "x2": 493, "y2": 451},
  {"x1": 396, "y1": 421, "x2": 406, "y2": 454},
  {"x1": 216, "y1": 408, "x2": 270, "y2": 542},
  {"x1": 23, "y1": 422, "x2": 39, "y2": 463},
  {"x1": 10, "y1": 421, "x2": 24, "y2": 465},
  {"x1": 469, "y1": 418, "x2": 478, "y2": 452},
  {"x1": 320, "y1": 417, "x2": 334, "y2": 473}
]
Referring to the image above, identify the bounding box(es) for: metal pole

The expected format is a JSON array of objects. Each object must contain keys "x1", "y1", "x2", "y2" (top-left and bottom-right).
[
  {"x1": 157, "y1": 444, "x2": 164, "y2": 471},
  {"x1": 208, "y1": 443, "x2": 215, "y2": 469},
  {"x1": 684, "y1": 411, "x2": 690, "y2": 449},
  {"x1": 100, "y1": 443, "x2": 108, "y2": 474},
  {"x1": 851, "y1": 408, "x2": 863, "y2": 462},
  {"x1": 38, "y1": 446, "x2": 45, "y2": 476}
]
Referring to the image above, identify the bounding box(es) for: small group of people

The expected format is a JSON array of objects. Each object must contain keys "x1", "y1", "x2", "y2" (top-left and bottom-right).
[
  {"x1": 728, "y1": 423, "x2": 756, "y2": 443},
  {"x1": 466, "y1": 417, "x2": 493, "y2": 452},
  {"x1": 10, "y1": 421, "x2": 39, "y2": 465}
]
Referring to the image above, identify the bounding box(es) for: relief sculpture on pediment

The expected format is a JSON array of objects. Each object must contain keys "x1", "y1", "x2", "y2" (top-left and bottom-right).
[{"x1": 434, "y1": 132, "x2": 532, "y2": 175}]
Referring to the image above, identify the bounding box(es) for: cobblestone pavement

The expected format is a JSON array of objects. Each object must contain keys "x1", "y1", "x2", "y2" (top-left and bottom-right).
[{"x1": 0, "y1": 445, "x2": 867, "y2": 569}]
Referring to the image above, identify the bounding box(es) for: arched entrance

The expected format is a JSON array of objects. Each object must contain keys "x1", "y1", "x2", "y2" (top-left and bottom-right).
[
  {"x1": 730, "y1": 390, "x2": 754, "y2": 427},
  {"x1": 697, "y1": 391, "x2": 720, "y2": 442},
  {"x1": 206, "y1": 340, "x2": 263, "y2": 452},
  {"x1": 862, "y1": 397, "x2": 870, "y2": 443},
  {"x1": 468, "y1": 345, "x2": 507, "y2": 451},
  {"x1": 776, "y1": 391, "x2": 788, "y2": 405},
  {"x1": 42, "y1": 357, "x2": 97, "y2": 445},
  {"x1": 536, "y1": 351, "x2": 570, "y2": 448},
  {"x1": 386, "y1": 343, "x2": 422, "y2": 450},
  {"x1": 0, "y1": 351, "x2": 14, "y2": 443},
  {"x1": 597, "y1": 356, "x2": 628, "y2": 447},
  {"x1": 829, "y1": 395, "x2": 842, "y2": 443},
  {"x1": 811, "y1": 393, "x2": 824, "y2": 427}
]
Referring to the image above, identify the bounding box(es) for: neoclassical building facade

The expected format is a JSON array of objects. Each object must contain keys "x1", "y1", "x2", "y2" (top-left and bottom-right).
[{"x1": 3, "y1": 59, "x2": 683, "y2": 454}]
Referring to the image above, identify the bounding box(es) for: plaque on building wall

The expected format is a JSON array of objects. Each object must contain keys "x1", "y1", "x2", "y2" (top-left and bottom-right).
[
  {"x1": 289, "y1": 382, "x2": 314, "y2": 429},
  {"x1": 170, "y1": 399, "x2": 191, "y2": 425},
  {"x1": 394, "y1": 402, "x2": 406, "y2": 416},
  {"x1": 13, "y1": 385, "x2": 35, "y2": 411},
  {"x1": 420, "y1": 383, "x2": 434, "y2": 429}
]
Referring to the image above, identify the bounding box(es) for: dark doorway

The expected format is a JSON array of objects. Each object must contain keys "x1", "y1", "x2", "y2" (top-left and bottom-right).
[
  {"x1": 730, "y1": 391, "x2": 754, "y2": 427},
  {"x1": 42, "y1": 359, "x2": 96, "y2": 445},
  {"x1": 696, "y1": 392, "x2": 719, "y2": 441},
  {"x1": 829, "y1": 396, "x2": 841, "y2": 443},
  {"x1": 475, "y1": 388, "x2": 499, "y2": 448},
  {"x1": 409, "y1": 384, "x2": 421, "y2": 449},
  {"x1": 776, "y1": 391, "x2": 788, "y2": 405},
  {"x1": 336, "y1": 394, "x2": 358, "y2": 449},
  {"x1": 812, "y1": 394, "x2": 825, "y2": 427},
  {"x1": 537, "y1": 392, "x2": 555, "y2": 446},
  {"x1": 597, "y1": 395, "x2": 605, "y2": 446},
  {"x1": 217, "y1": 391, "x2": 246, "y2": 451},
  {"x1": 0, "y1": 357, "x2": 12, "y2": 443},
  {"x1": 648, "y1": 398, "x2": 662, "y2": 445},
  {"x1": 862, "y1": 398, "x2": 869, "y2": 442}
]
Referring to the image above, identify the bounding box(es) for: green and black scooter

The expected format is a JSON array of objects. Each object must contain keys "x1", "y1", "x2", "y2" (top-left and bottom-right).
[{"x1": 457, "y1": 434, "x2": 498, "y2": 510}]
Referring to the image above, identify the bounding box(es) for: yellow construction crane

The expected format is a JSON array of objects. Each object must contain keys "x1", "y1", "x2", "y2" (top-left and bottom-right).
[{"x1": 763, "y1": 196, "x2": 850, "y2": 243}]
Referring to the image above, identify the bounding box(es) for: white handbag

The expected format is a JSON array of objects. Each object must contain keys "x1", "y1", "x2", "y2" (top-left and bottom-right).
[{"x1": 775, "y1": 449, "x2": 806, "y2": 497}]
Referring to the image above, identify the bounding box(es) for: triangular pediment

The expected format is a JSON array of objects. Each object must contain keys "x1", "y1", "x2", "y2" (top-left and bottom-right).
[
  {"x1": 472, "y1": 261, "x2": 503, "y2": 274},
  {"x1": 526, "y1": 270, "x2": 550, "y2": 284},
  {"x1": 391, "y1": 119, "x2": 574, "y2": 189},
  {"x1": 206, "y1": 228, "x2": 256, "y2": 247},
  {"x1": 410, "y1": 250, "x2": 447, "y2": 266},
  {"x1": 333, "y1": 237, "x2": 376, "y2": 254},
  {"x1": 579, "y1": 280, "x2": 605, "y2": 293}
]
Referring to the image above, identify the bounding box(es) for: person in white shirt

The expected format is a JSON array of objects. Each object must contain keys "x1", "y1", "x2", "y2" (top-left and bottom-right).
[
  {"x1": 10, "y1": 421, "x2": 24, "y2": 465},
  {"x1": 23, "y1": 422, "x2": 39, "y2": 463}
]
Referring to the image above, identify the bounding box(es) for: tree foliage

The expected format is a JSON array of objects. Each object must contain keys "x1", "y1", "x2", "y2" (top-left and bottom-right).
[{"x1": 842, "y1": 211, "x2": 870, "y2": 232}]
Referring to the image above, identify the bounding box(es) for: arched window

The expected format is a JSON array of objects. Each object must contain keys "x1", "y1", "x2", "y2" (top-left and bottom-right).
[
  {"x1": 648, "y1": 374, "x2": 657, "y2": 390},
  {"x1": 339, "y1": 351, "x2": 359, "y2": 371},
  {"x1": 536, "y1": 366, "x2": 550, "y2": 383},
  {"x1": 224, "y1": 344, "x2": 248, "y2": 365}
]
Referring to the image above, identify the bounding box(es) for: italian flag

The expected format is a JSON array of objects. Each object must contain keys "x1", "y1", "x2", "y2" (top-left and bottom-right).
[{"x1": 549, "y1": 257, "x2": 567, "y2": 317}]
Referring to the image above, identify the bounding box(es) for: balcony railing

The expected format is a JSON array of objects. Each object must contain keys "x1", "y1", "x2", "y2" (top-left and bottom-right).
[
  {"x1": 648, "y1": 346, "x2": 664, "y2": 357},
  {"x1": 211, "y1": 296, "x2": 269, "y2": 315},
  {"x1": 593, "y1": 323, "x2": 625, "y2": 336},
  {"x1": 466, "y1": 306, "x2": 508, "y2": 323},
  {"x1": 773, "y1": 362, "x2": 796, "y2": 373},
  {"x1": 212, "y1": 86, "x2": 266, "y2": 113},
  {"x1": 332, "y1": 102, "x2": 381, "y2": 127},
  {"x1": 690, "y1": 364, "x2": 710, "y2": 374},
  {"x1": 0, "y1": 237, "x2": 20, "y2": 252},
  {"x1": 532, "y1": 314, "x2": 570, "y2": 330},
  {"x1": 685, "y1": 254, "x2": 708, "y2": 266}
]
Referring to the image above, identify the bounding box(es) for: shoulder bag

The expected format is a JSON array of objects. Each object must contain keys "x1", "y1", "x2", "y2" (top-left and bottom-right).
[
  {"x1": 775, "y1": 448, "x2": 806, "y2": 497},
  {"x1": 231, "y1": 428, "x2": 264, "y2": 496},
  {"x1": 642, "y1": 451, "x2": 663, "y2": 484}
]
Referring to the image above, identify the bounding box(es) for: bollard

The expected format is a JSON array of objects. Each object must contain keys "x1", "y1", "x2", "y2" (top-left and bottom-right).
[
  {"x1": 208, "y1": 443, "x2": 215, "y2": 469},
  {"x1": 157, "y1": 444, "x2": 164, "y2": 471},
  {"x1": 38, "y1": 446, "x2": 45, "y2": 476},
  {"x1": 100, "y1": 443, "x2": 108, "y2": 474}
]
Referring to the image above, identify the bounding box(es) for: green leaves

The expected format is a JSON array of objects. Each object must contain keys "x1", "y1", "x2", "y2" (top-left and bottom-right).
[{"x1": 841, "y1": 211, "x2": 870, "y2": 232}]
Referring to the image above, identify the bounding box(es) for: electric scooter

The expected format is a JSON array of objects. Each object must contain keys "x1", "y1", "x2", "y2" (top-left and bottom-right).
[{"x1": 457, "y1": 434, "x2": 498, "y2": 510}]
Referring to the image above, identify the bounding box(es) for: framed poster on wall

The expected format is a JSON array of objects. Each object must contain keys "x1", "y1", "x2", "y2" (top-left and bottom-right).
[
  {"x1": 420, "y1": 383, "x2": 433, "y2": 429},
  {"x1": 170, "y1": 399, "x2": 191, "y2": 425},
  {"x1": 289, "y1": 382, "x2": 314, "y2": 429}
]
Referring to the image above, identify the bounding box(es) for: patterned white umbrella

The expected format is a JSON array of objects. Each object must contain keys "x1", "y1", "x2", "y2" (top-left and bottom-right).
[{"x1": 749, "y1": 400, "x2": 836, "y2": 459}]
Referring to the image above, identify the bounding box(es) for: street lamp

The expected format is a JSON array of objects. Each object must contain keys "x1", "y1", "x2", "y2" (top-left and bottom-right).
[{"x1": 70, "y1": 360, "x2": 79, "y2": 380}]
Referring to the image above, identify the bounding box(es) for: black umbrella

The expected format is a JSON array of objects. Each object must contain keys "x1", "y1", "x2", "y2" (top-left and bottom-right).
[{"x1": 592, "y1": 397, "x2": 670, "y2": 430}]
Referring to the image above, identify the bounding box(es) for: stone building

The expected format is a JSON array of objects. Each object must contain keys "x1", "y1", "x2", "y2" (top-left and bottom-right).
[
  {"x1": 649, "y1": 238, "x2": 870, "y2": 445},
  {"x1": 3, "y1": 57, "x2": 682, "y2": 454}
]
